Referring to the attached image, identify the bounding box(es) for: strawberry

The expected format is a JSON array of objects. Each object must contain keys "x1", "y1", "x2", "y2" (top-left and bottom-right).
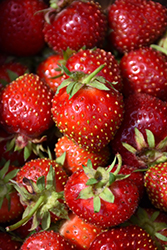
[
  {"x1": 88, "y1": 225, "x2": 157, "y2": 249},
  {"x1": 0, "y1": 0, "x2": 47, "y2": 57},
  {"x1": 107, "y1": 0, "x2": 167, "y2": 54},
  {"x1": 51, "y1": 65, "x2": 124, "y2": 152},
  {"x1": 0, "y1": 60, "x2": 29, "y2": 88},
  {"x1": 59, "y1": 212, "x2": 102, "y2": 250},
  {"x1": 128, "y1": 206, "x2": 167, "y2": 250},
  {"x1": 20, "y1": 230, "x2": 77, "y2": 250},
  {"x1": 0, "y1": 231, "x2": 22, "y2": 250},
  {"x1": 64, "y1": 154, "x2": 139, "y2": 228},
  {"x1": 110, "y1": 93, "x2": 167, "y2": 169},
  {"x1": 120, "y1": 47, "x2": 167, "y2": 101},
  {"x1": 43, "y1": 0, "x2": 107, "y2": 54},
  {"x1": 6, "y1": 158, "x2": 69, "y2": 232},
  {"x1": 0, "y1": 73, "x2": 54, "y2": 159},
  {"x1": 36, "y1": 53, "x2": 66, "y2": 92},
  {"x1": 55, "y1": 135, "x2": 111, "y2": 175},
  {"x1": 65, "y1": 47, "x2": 123, "y2": 92},
  {"x1": 144, "y1": 161, "x2": 167, "y2": 212},
  {"x1": 0, "y1": 161, "x2": 24, "y2": 224}
]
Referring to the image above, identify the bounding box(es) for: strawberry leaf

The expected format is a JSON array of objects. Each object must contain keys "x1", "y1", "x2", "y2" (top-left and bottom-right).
[
  {"x1": 99, "y1": 187, "x2": 114, "y2": 203},
  {"x1": 93, "y1": 196, "x2": 101, "y2": 213}
]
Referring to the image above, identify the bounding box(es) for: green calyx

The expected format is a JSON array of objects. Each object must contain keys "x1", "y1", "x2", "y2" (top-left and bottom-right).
[
  {"x1": 6, "y1": 165, "x2": 68, "y2": 232},
  {"x1": 0, "y1": 161, "x2": 19, "y2": 211},
  {"x1": 122, "y1": 127, "x2": 167, "y2": 168},
  {"x1": 78, "y1": 153, "x2": 129, "y2": 213},
  {"x1": 56, "y1": 64, "x2": 111, "y2": 99}
]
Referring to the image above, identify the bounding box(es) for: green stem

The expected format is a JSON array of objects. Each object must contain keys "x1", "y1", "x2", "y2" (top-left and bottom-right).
[
  {"x1": 151, "y1": 44, "x2": 167, "y2": 55},
  {"x1": 82, "y1": 64, "x2": 105, "y2": 84},
  {"x1": 6, "y1": 195, "x2": 45, "y2": 231}
]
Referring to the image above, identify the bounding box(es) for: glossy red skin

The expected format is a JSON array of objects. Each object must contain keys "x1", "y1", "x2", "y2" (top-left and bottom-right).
[
  {"x1": 65, "y1": 48, "x2": 123, "y2": 92},
  {"x1": 16, "y1": 158, "x2": 68, "y2": 193},
  {"x1": 110, "y1": 93, "x2": 167, "y2": 169},
  {"x1": 120, "y1": 48, "x2": 167, "y2": 101},
  {"x1": 20, "y1": 231, "x2": 77, "y2": 250},
  {"x1": 43, "y1": 1, "x2": 107, "y2": 53},
  {"x1": 0, "y1": 73, "x2": 54, "y2": 138},
  {"x1": 0, "y1": 232, "x2": 22, "y2": 250},
  {"x1": 64, "y1": 169, "x2": 139, "y2": 228},
  {"x1": 52, "y1": 86, "x2": 124, "y2": 152},
  {"x1": 89, "y1": 225, "x2": 157, "y2": 249},
  {"x1": 36, "y1": 54, "x2": 66, "y2": 92},
  {"x1": 59, "y1": 213, "x2": 102, "y2": 250},
  {"x1": 0, "y1": 0, "x2": 47, "y2": 56},
  {"x1": 108, "y1": 0, "x2": 167, "y2": 53},
  {"x1": 55, "y1": 135, "x2": 111, "y2": 175},
  {"x1": 144, "y1": 162, "x2": 167, "y2": 212}
]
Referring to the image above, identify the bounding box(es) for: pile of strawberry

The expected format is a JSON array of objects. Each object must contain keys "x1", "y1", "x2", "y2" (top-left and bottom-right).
[{"x1": 0, "y1": 0, "x2": 167, "y2": 249}]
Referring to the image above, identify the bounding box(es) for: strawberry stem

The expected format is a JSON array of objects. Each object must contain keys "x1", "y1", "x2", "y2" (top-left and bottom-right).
[
  {"x1": 6, "y1": 195, "x2": 45, "y2": 231},
  {"x1": 82, "y1": 64, "x2": 105, "y2": 85}
]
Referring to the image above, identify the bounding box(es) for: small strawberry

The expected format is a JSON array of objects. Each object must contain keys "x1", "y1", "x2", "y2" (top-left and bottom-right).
[
  {"x1": 65, "y1": 47, "x2": 123, "y2": 91},
  {"x1": 0, "y1": 161, "x2": 24, "y2": 224},
  {"x1": 110, "y1": 93, "x2": 167, "y2": 169},
  {"x1": 0, "y1": 73, "x2": 54, "y2": 160},
  {"x1": 89, "y1": 225, "x2": 157, "y2": 249},
  {"x1": 43, "y1": 0, "x2": 107, "y2": 54},
  {"x1": 107, "y1": 0, "x2": 167, "y2": 54},
  {"x1": 55, "y1": 135, "x2": 111, "y2": 175},
  {"x1": 59, "y1": 212, "x2": 102, "y2": 250},
  {"x1": 20, "y1": 230, "x2": 77, "y2": 250},
  {"x1": 6, "y1": 158, "x2": 69, "y2": 232},
  {"x1": 51, "y1": 65, "x2": 124, "y2": 152},
  {"x1": 120, "y1": 47, "x2": 167, "y2": 101},
  {"x1": 36, "y1": 53, "x2": 66, "y2": 92},
  {"x1": 64, "y1": 154, "x2": 139, "y2": 228},
  {"x1": 144, "y1": 161, "x2": 167, "y2": 212},
  {"x1": 0, "y1": 0, "x2": 47, "y2": 56}
]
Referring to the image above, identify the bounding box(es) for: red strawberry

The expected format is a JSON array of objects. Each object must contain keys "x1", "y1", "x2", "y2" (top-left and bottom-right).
[
  {"x1": 120, "y1": 47, "x2": 167, "y2": 101},
  {"x1": 0, "y1": 161, "x2": 24, "y2": 224},
  {"x1": 0, "y1": 61, "x2": 29, "y2": 88},
  {"x1": 65, "y1": 47, "x2": 123, "y2": 92},
  {"x1": 64, "y1": 154, "x2": 139, "y2": 228},
  {"x1": 128, "y1": 206, "x2": 167, "y2": 250},
  {"x1": 110, "y1": 93, "x2": 167, "y2": 169},
  {"x1": 43, "y1": 0, "x2": 107, "y2": 54},
  {"x1": 0, "y1": 73, "x2": 54, "y2": 159},
  {"x1": 107, "y1": 0, "x2": 167, "y2": 54},
  {"x1": 0, "y1": 231, "x2": 22, "y2": 250},
  {"x1": 20, "y1": 230, "x2": 77, "y2": 250},
  {"x1": 36, "y1": 53, "x2": 66, "y2": 92},
  {"x1": 89, "y1": 225, "x2": 157, "y2": 249},
  {"x1": 55, "y1": 135, "x2": 111, "y2": 175},
  {"x1": 6, "y1": 158, "x2": 69, "y2": 231},
  {"x1": 51, "y1": 65, "x2": 124, "y2": 152},
  {"x1": 144, "y1": 161, "x2": 167, "y2": 212},
  {"x1": 59, "y1": 212, "x2": 102, "y2": 250},
  {"x1": 0, "y1": 0, "x2": 47, "y2": 57}
]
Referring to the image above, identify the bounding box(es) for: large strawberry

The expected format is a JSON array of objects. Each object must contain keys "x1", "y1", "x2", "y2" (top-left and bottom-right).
[
  {"x1": 64, "y1": 154, "x2": 139, "y2": 228},
  {"x1": 6, "y1": 158, "x2": 69, "y2": 231},
  {"x1": 0, "y1": 73, "x2": 54, "y2": 159},
  {"x1": 120, "y1": 47, "x2": 167, "y2": 101},
  {"x1": 65, "y1": 47, "x2": 123, "y2": 92},
  {"x1": 43, "y1": 0, "x2": 107, "y2": 54},
  {"x1": 0, "y1": 0, "x2": 47, "y2": 56},
  {"x1": 89, "y1": 225, "x2": 157, "y2": 249},
  {"x1": 110, "y1": 93, "x2": 167, "y2": 169},
  {"x1": 20, "y1": 230, "x2": 77, "y2": 250},
  {"x1": 51, "y1": 65, "x2": 124, "y2": 152},
  {"x1": 107, "y1": 0, "x2": 167, "y2": 54}
]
